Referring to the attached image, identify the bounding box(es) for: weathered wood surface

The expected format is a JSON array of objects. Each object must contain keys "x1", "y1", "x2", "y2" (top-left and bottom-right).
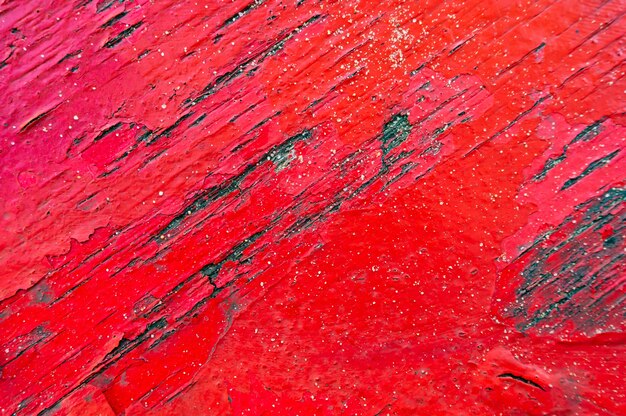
[{"x1": 0, "y1": 0, "x2": 625, "y2": 414}]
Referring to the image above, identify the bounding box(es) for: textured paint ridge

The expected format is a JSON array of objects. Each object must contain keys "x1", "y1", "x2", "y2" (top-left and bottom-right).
[{"x1": 1, "y1": 0, "x2": 625, "y2": 415}]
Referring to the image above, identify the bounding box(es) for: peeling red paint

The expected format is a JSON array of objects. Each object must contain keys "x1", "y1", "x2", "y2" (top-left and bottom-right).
[{"x1": 1, "y1": 0, "x2": 625, "y2": 414}]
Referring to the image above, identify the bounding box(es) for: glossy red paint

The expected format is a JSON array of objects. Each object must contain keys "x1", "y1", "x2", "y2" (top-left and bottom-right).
[{"x1": 1, "y1": 0, "x2": 625, "y2": 414}]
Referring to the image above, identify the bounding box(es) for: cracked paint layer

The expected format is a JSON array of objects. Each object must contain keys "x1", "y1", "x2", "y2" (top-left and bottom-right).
[{"x1": 0, "y1": 0, "x2": 625, "y2": 415}]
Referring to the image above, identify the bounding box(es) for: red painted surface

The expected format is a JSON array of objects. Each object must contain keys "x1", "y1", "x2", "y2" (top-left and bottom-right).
[{"x1": 1, "y1": 0, "x2": 625, "y2": 414}]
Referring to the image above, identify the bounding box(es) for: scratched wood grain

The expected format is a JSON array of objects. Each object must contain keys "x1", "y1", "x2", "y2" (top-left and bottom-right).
[{"x1": 0, "y1": 0, "x2": 625, "y2": 414}]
